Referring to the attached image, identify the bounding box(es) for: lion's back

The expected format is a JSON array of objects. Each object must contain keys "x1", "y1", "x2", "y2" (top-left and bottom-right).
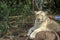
[{"x1": 47, "y1": 19, "x2": 60, "y2": 32}]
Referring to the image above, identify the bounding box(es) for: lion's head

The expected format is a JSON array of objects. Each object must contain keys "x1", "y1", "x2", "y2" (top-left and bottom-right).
[{"x1": 35, "y1": 11, "x2": 48, "y2": 23}]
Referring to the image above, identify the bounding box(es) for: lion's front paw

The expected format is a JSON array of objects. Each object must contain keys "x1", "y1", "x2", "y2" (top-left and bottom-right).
[
  {"x1": 29, "y1": 34, "x2": 35, "y2": 39},
  {"x1": 27, "y1": 33, "x2": 30, "y2": 37},
  {"x1": 27, "y1": 30, "x2": 33, "y2": 37}
]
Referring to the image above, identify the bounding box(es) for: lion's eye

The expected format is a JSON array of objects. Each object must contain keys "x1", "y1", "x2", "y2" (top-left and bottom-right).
[{"x1": 41, "y1": 15, "x2": 43, "y2": 16}]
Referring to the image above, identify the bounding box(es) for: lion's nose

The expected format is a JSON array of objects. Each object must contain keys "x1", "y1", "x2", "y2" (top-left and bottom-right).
[{"x1": 37, "y1": 19, "x2": 40, "y2": 22}]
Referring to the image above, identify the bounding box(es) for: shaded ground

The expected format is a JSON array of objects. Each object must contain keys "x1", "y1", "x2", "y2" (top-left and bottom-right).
[{"x1": 0, "y1": 31, "x2": 60, "y2": 40}]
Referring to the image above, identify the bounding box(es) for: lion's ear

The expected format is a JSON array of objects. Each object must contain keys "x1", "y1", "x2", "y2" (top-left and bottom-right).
[
  {"x1": 34, "y1": 11, "x2": 39, "y2": 16},
  {"x1": 34, "y1": 11, "x2": 41, "y2": 15}
]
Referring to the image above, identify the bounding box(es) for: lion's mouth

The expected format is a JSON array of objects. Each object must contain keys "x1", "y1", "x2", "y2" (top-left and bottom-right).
[{"x1": 37, "y1": 19, "x2": 43, "y2": 23}]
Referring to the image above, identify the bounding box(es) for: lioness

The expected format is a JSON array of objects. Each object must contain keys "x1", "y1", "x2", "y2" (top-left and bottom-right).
[{"x1": 27, "y1": 11, "x2": 60, "y2": 39}]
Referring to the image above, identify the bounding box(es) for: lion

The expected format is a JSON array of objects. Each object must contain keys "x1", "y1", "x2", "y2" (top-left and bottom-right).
[{"x1": 27, "y1": 11, "x2": 60, "y2": 39}]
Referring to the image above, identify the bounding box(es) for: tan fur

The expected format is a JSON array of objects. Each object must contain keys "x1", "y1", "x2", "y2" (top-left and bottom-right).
[{"x1": 27, "y1": 11, "x2": 60, "y2": 39}]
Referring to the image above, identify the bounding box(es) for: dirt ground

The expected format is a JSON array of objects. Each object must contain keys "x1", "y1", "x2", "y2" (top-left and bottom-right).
[
  {"x1": 0, "y1": 32, "x2": 60, "y2": 40},
  {"x1": 0, "y1": 36, "x2": 28, "y2": 40}
]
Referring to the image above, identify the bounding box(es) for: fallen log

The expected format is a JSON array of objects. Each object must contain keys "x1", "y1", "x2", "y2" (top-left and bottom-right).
[{"x1": 33, "y1": 31, "x2": 59, "y2": 40}]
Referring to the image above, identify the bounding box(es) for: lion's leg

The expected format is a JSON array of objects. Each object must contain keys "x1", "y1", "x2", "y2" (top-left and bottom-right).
[
  {"x1": 29, "y1": 27, "x2": 49, "y2": 39},
  {"x1": 27, "y1": 26, "x2": 37, "y2": 36},
  {"x1": 27, "y1": 20, "x2": 38, "y2": 36}
]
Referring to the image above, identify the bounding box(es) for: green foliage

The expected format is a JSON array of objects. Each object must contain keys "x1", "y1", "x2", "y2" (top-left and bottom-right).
[
  {"x1": 0, "y1": 0, "x2": 32, "y2": 37},
  {"x1": 0, "y1": 2, "x2": 10, "y2": 21}
]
